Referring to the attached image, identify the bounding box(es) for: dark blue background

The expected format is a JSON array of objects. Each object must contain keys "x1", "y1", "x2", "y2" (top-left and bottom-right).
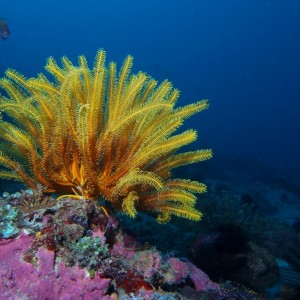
[{"x1": 1, "y1": 0, "x2": 300, "y2": 181}]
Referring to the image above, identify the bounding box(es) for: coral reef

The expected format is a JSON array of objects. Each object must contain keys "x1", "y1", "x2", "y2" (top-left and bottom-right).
[
  {"x1": 72, "y1": 236, "x2": 109, "y2": 269},
  {"x1": 0, "y1": 191, "x2": 219, "y2": 299},
  {"x1": 18, "y1": 185, "x2": 56, "y2": 214},
  {"x1": 188, "y1": 227, "x2": 279, "y2": 292},
  {"x1": 0, "y1": 50, "x2": 212, "y2": 222},
  {"x1": 0, "y1": 198, "x2": 19, "y2": 238},
  {"x1": 196, "y1": 184, "x2": 294, "y2": 258},
  {"x1": 279, "y1": 234, "x2": 300, "y2": 299}
]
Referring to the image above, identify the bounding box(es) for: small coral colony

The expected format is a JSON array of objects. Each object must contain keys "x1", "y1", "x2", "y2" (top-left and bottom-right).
[{"x1": 0, "y1": 49, "x2": 211, "y2": 223}]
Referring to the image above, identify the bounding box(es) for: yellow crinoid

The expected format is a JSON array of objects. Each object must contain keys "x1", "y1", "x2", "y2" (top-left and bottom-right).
[{"x1": 0, "y1": 50, "x2": 212, "y2": 223}]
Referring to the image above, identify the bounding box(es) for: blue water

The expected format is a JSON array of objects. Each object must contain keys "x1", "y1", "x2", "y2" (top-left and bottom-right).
[{"x1": 1, "y1": 0, "x2": 300, "y2": 180}]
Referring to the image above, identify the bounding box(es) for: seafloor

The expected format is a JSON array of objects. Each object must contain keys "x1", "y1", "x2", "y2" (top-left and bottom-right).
[{"x1": 1, "y1": 156, "x2": 300, "y2": 299}]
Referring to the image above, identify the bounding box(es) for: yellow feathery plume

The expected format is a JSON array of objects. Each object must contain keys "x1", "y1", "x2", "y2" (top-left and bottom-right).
[
  {"x1": 0, "y1": 49, "x2": 212, "y2": 223},
  {"x1": 165, "y1": 179, "x2": 207, "y2": 194},
  {"x1": 122, "y1": 191, "x2": 139, "y2": 218}
]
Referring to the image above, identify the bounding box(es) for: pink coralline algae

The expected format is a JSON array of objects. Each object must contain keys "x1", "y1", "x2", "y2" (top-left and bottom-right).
[
  {"x1": 186, "y1": 261, "x2": 219, "y2": 291},
  {"x1": 0, "y1": 234, "x2": 111, "y2": 300},
  {"x1": 126, "y1": 249, "x2": 162, "y2": 279},
  {"x1": 110, "y1": 232, "x2": 137, "y2": 259},
  {"x1": 166, "y1": 258, "x2": 219, "y2": 291}
]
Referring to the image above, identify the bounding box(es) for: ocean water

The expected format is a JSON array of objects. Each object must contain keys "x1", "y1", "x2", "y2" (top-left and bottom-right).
[{"x1": 1, "y1": 0, "x2": 299, "y2": 184}]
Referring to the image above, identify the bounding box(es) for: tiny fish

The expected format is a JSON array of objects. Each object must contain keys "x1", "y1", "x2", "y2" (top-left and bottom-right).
[{"x1": 0, "y1": 18, "x2": 10, "y2": 40}]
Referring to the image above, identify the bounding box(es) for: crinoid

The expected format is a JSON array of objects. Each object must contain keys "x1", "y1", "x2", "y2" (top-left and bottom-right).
[{"x1": 0, "y1": 50, "x2": 212, "y2": 223}]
